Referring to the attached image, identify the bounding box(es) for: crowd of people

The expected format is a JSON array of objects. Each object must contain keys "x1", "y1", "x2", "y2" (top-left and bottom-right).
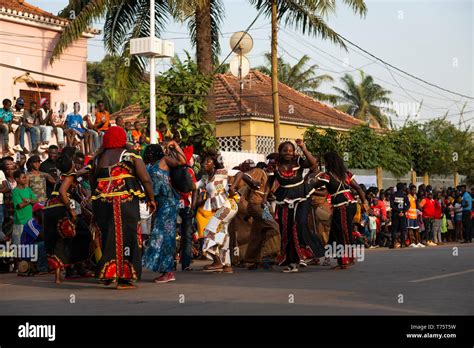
[
  {"x1": 0, "y1": 102, "x2": 472, "y2": 289},
  {"x1": 354, "y1": 183, "x2": 473, "y2": 249},
  {"x1": 0, "y1": 97, "x2": 167, "y2": 157}
]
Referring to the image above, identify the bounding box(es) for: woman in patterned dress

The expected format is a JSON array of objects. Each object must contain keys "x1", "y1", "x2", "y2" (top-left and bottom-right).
[
  {"x1": 264, "y1": 140, "x2": 322, "y2": 273},
  {"x1": 192, "y1": 150, "x2": 244, "y2": 273},
  {"x1": 89, "y1": 127, "x2": 156, "y2": 289},
  {"x1": 307, "y1": 152, "x2": 368, "y2": 269},
  {"x1": 142, "y1": 142, "x2": 187, "y2": 283},
  {"x1": 44, "y1": 153, "x2": 92, "y2": 284}
]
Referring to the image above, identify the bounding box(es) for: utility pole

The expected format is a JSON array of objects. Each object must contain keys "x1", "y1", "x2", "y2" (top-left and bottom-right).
[
  {"x1": 271, "y1": 0, "x2": 280, "y2": 152},
  {"x1": 149, "y1": 0, "x2": 157, "y2": 144}
]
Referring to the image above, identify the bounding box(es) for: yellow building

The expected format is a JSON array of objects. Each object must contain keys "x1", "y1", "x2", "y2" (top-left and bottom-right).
[
  {"x1": 213, "y1": 70, "x2": 368, "y2": 154},
  {"x1": 113, "y1": 70, "x2": 371, "y2": 154}
]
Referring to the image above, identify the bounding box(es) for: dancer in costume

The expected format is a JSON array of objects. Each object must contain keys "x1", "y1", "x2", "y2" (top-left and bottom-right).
[
  {"x1": 307, "y1": 152, "x2": 368, "y2": 269},
  {"x1": 264, "y1": 140, "x2": 323, "y2": 273},
  {"x1": 192, "y1": 150, "x2": 244, "y2": 273},
  {"x1": 44, "y1": 152, "x2": 92, "y2": 283},
  {"x1": 142, "y1": 142, "x2": 187, "y2": 283},
  {"x1": 89, "y1": 127, "x2": 156, "y2": 289}
]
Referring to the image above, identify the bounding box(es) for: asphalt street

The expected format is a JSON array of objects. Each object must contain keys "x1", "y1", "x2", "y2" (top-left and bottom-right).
[{"x1": 0, "y1": 243, "x2": 473, "y2": 315}]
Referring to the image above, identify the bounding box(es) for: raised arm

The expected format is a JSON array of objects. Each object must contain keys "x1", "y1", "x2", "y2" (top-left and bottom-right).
[
  {"x1": 162, "y1": 140, "x2": 187, "y2": 169},
  {"x1": 295, "y1": 139, "x2": 317, "y2": 169}
]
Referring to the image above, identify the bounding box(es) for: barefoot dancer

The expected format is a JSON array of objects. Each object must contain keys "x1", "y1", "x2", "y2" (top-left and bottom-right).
[
  {"x1": 307, "y1": 152, "x2": 368, "y2": 269},
  {"x1": 89, "y1": 127, "x2": 156, "y2": 289}
]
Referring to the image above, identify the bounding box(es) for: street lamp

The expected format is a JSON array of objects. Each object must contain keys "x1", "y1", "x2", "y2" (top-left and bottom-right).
[
  {"x1": 129, "y1": 0, "x2": 174, "y2": 144},
  {"x1": 229, "y1": 31, "x2": 253, "y2": 150}
]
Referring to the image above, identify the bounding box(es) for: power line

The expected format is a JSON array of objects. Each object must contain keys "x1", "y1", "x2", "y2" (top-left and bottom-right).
[
  {"x1": 213, "y1": 6, "x2": 266, "y2": 73},
  {"x1": 334, "y1": 31, "x2": 474, "y2": 101},
  {"x1": 282, "y1": 29, "x2": 465, "y2": 105},
  {"x1": 0, "y1": 62, "x2": 274, "y2": 98},
  {"x1": 278, "y1": 33, "x2": 455, "y2": 114}
]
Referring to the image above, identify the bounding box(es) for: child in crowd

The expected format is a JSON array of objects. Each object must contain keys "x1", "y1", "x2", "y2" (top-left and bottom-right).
[
  {"x1": 18, "y1": 203, "x2": 47, "y2": 275},
  {"x1": 454, "y1": 196, "x2": 463, "y2": 242},
  {"x1": 124, "y1": 121, "x2": 134, "y2": 144},
  {"x1": 12, "y1": 170, "x2": 37, "y2": 246},
  {"x1": 131, "y1": 121, "x2": 142, "y2": 144},
  {"x1": 445, "y1": 201, "x2": 455, "y2": 242}
]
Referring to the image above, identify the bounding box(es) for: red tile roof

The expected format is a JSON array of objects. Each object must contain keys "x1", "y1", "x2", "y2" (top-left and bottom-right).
[
  {"x1": 111, "y1": 70, "x2": 378, "y2": 131},
  {"x1": 214, "y1": 70, "x2": 371, "y2": 130},
  {"x1": 111, "y1": 103, "x2": 143, "y2": 122},
  {"x1": 0, "y1": 0, "x2": 99, "y2": 33}
]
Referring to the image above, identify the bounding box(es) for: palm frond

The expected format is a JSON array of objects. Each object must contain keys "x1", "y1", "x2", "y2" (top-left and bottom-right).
[{"x1": 51, "y1": 0, "x2": 118, "y2": 64}]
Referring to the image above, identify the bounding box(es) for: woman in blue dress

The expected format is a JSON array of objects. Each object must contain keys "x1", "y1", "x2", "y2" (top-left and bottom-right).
[{"x1": 142, "y1": 142, "x2": 186, "y2": 283}]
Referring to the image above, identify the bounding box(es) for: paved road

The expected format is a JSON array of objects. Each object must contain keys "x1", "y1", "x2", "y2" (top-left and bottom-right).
[{"x1": 0, "y1": 243, "x2": 473, "y2": 315}]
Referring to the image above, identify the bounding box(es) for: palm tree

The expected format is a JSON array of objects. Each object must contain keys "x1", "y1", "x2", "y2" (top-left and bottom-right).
[
  {"x1": 52, "y1": 0, "x2": 170, "y2": 95},
  {"x1": 257, "y1": 53, "x2": 337, "y2": 102},
  {"x1": 333, "y1": 71, "x2": 395, "y2": 128},
  {"x1": 52, "y1": 0, "x2": 367, "y2": 123},
  {"x1": 53, "y1": 0, "x2": 367, "y2": 76}
]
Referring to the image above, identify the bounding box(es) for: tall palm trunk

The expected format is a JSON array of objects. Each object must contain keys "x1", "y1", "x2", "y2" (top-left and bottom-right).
[
  {"x1": 195, "y1": 0, "x2": 215, "y2": 124},
  {"x1": 271, "y1": 0, "x2": 280, "y2": 151}
]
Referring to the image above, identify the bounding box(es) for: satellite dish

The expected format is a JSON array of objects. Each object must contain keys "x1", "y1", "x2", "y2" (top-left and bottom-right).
[
  {"x1": 229, "y1": 31, "x2": 253, "y2": 55},
  {"x1": 230, "y1": 55, "x2": 250, "y2": 78}
]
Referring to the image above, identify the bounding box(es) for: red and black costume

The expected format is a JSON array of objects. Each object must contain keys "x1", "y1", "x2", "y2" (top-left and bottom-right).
[
  {"x1": 270, "y1": 157, "x2": 324, "y2": 266},
  {"x1": 309, "y1": 171, "x2": 357, "y2": 266},
  {"x1": 44, "y1": 173, "x2": 92, "y2": 271}
]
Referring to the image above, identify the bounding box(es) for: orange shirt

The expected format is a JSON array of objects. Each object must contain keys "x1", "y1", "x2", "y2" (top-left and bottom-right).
[
  {"x1": 94, "y1": 110, "x2": 110, "y2": 131},
  {"x1": 131, "y1": 130, "x2": 141, "y2": 143},
  {"x1": 407, "y1": 194, "x2": 417, "y2": 219}
]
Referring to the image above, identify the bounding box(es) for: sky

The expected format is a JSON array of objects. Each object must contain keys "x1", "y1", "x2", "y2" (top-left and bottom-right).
[{"x1": 28, "y1": 0, "x2": 474, "y2": 126}]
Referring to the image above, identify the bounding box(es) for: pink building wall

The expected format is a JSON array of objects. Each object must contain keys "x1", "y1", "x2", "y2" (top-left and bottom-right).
[{"x1": 0, "y1": 16, "x2": 92, "y2": 149}]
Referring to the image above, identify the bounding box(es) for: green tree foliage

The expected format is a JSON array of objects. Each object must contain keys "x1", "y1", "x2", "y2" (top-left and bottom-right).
[
  {"x1": 303, "y1": 127, "x2": 346, "y2": 161},
  {"x1": 87, "y1": 54, "x2": 146, "y2": 113},
  {"x1": 333, "y1": 71, "x2": 395, "y2": 128},
  {"x1": 304, "y1": 122, "x2": 473, "y2": 181},
  {"x1": 135, "y1": 53, "x2": 217, "y2": 152}
]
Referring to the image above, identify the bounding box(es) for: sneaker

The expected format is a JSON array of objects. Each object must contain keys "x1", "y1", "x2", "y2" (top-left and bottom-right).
[
  {"x1": 12, "y1": 145, "x2": 23, "y2": 152},
  {"x1": 427, "y1": 241, "x2": 437, "y2": 247},
  {"x1": 417, "y1": 243, "x2": 425, "y2": 248},
  {"x1": 282, "y1": 264, "x2": 299, "y2": 273},
  {"x1": 394, "y1": 242, "x2": 401, "y2": 249},
  {"x1": 38, "y1": 144, "x2": 49, "y2": 151},
  {"x1": 154, "y1": 272, "x2": 176, "y2": 283},
  {"x1": 409, "y1": 243, "x2": 417, "y2": 248}
]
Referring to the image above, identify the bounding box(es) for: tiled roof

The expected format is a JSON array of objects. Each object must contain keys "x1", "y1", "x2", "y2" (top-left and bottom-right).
[
  {"x1": 0, "y1": 0, "x2": 99, "y2": 33},
  {"x1": 111, "y1": 103, "x2": 143, "y2": 122},
  {"x1": 214, "y1": 70, "x2": 373, "y2": 130}
]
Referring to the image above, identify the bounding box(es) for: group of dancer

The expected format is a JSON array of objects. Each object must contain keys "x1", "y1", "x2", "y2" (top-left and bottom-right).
[{"x1": 43, "y1": 126, "x2": 368, "y2": 289}]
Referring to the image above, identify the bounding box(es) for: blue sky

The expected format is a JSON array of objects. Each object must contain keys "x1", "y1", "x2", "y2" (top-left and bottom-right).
[{"x1": 29, "y1": 0, "x2": 473, "y2": 125}]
